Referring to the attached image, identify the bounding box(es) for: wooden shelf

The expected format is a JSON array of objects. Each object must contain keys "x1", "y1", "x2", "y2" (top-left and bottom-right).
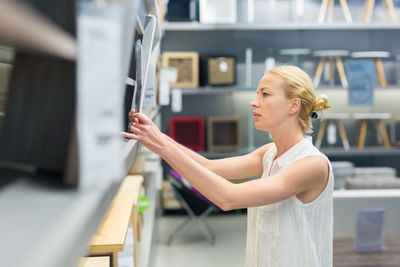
[{"x1": 88, "y1": 176, "x2": 143, "y2": 253}]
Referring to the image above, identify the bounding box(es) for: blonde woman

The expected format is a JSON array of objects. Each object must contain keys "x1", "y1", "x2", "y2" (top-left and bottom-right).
[{"x1": 123, "y1": 65, "x2": 333, "y2": 267}]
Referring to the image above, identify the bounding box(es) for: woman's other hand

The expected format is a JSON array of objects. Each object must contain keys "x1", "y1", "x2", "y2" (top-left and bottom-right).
[{"x1": 122, "y1": 111, "x2": 168, "y2": 155}]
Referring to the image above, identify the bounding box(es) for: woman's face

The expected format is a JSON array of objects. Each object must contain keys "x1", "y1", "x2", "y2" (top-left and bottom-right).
[{"x1": 250, "y1": 73, "x2": 292, "y2": 132}]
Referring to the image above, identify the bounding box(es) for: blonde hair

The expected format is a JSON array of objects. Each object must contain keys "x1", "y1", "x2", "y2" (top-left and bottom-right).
[{"x1": 268, "y1": 65, "x2": 332, "y2": 134}]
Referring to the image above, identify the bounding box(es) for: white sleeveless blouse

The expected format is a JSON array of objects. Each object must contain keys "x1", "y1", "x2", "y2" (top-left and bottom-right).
[{"x1": 244, "y1": 137, "x2": 334, "y2": 267}]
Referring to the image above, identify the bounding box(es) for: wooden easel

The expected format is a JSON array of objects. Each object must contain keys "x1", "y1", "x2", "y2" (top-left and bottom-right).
[
  {"x1": 353, "y1": 113, "x2": 391, "y2": 149},
  {"x1": 318, "y1": 0, "x2": 352, "y2": 23},
  {"x1": 316, "y1": 113, "x2": 350, "y2": 150},
  {"x1": 363, "y1": 0, "x2": 398, "y2": 23}
]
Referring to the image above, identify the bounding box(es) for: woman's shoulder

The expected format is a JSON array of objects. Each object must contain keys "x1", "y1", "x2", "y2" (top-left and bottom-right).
[
  {"x1": 258, "y1": 142, "x2": 275, "y2": 155},
  {"x1": 252, "y1": 142, "x2": 275, "y2": 162}
]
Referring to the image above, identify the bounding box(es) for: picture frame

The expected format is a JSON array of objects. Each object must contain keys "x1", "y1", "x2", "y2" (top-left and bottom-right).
[
  {"x1": 162, "y1": 52, "x2": 199, "y2": 88},
  {"x1": 207, "y1": 116, "x2": 241, "y2": 151},
  {"x1": 204, "y1": 55, "x2": 235, "y2": 86},
  {"x1": 169, "y1": 116, "x2": 205, "y2": 151}
]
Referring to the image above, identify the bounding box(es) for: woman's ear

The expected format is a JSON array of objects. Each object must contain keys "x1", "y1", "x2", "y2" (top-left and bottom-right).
[{"x1": 289, "y1": 98, "x2": 301, "y2": 115}]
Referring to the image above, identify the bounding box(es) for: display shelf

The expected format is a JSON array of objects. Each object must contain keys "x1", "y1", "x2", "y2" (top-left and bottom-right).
[
  {"x1": 199, "y1": 148, "x2": 252, "y2": 159},
  {"x1": 0, "y1": 1, "x2": 76, "y2": 60},
  {"x1": 0, "y1": 178, "x2": 119, "y2": 267},
  {"x1": 321, "y1": 146, "x2": 400, "y2": 157},
  {"x1": 334, "y1": 188, "x2": 400, "y2": 198},
  {"x1": 0, "y1": 0, "x2": 162, "y2": 267},
  {"x1": 178, "y1": 87, "x2": 238, "y2": 95},
  {"x1": 197, "y1": 146, "x2": 400, "y2": 159},
  {"x1": 174, "y1": 85, "x2": 400, "y2": 95},
  {"x1": 163, "y1": 21, "x2": 400, "y2": 31}
]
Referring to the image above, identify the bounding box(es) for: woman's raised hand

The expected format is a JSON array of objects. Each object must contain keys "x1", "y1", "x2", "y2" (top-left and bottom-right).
[{"x1": 122, "y1": 110, "x2": 169, "y2": 155}]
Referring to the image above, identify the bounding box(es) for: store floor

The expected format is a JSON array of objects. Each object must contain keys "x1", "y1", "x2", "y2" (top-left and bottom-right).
[
  {"x1": 152, "y1": 213, "x2": 400, "y2": 267},
  {"x1": 153, "y1": 214, "x2": 247, "y2": 267}
]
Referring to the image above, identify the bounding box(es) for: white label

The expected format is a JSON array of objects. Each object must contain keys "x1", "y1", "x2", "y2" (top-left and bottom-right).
[
  {"x1": 77, "y1": 6, "x2": 124, "y2": 189},
  {"x1": 171, "y1": 88, "x2": 182, "y2": 113},
  {"x1": 219, "y1": 59, "x2": 228, "y2": 72},
  {"x1": 246, "y1": 48, "x2": 252, "y2": 88},
  {"x1": 159, "y1": 80, "x2": 170, "y2": 106},
  {"x1": 160, "y1": 67, "x2": 178, "y2": 83},
  {"x1": 327, "y1": 123, "x2": 337, "y2": 145},
  {"x1": 265, "y1": 57, "x2": 276, "y2": 72}
]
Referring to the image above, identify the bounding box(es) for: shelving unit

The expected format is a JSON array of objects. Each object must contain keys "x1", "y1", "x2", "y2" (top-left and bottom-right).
[
  {"x1": 160, "y1": 7, "x2": 400, "y2": 222},
  {"x1": 171, "y1": 85, "x2": 400, "y2": 96},
  {"x1": 164, "y1": 21, "x2": 400, "y2": 31},
  {"x1": 0, "y1": 0, "x2": 76, "y2": 60},
  {"x1": 0, "y1": 178, "x2": 119, "y2": 267},
  {"x1": 198, "y1": 146, "x2": 400, "y2": 158},
  {"x1": 0, "y1": 0, "x2": 163, "y2": 267},
  {"x1": 161, "y1": 9, "x2": 400, "y2": 149}
]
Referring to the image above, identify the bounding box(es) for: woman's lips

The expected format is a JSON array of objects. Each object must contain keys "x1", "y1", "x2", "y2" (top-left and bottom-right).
[{"x1": 253, "y1": 111, "x2": 261, "y2": 119}]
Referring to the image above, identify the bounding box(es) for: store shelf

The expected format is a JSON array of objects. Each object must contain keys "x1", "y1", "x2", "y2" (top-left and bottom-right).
[
  {"x1": 198, "y1": 146, "x2": 400, "y2": 159},
  {"x1": 175, "y1": 85, "x2": 400, "y2": 95},
  {"x1": 0, "y1": 1, "x2": 76, "y2": 60},
  {"x1": 199, "y1": 148, "x2": 252, "y2": 159},
  {"x1": 321, "y1": 147, "x2": 400, "y2": 157},
  {"x1": 0, "y1": 178, "x2": 119, "y2": 267},
  {"x1": 178, "y1": 87, "x2": 239, "y2": 95},
  {"x1": 334, "y1": 188, "x2": 400, "y2": 198},
  {"x1": 163, "y1": 21, "x2": 400, "y2": 31}
]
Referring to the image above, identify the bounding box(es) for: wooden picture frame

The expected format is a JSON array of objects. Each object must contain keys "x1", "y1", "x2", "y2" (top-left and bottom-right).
[
  {"x1": 207, "y1": 116, "x2": 241, "y2": 151},
  {"x1": 162, "y1": 52, "x2": 199, "y2": 88}
]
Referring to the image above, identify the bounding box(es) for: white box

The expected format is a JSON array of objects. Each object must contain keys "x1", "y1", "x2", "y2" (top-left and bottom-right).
[{"x1": 200, "y1": 0, "x2": 237, "y2": 24}]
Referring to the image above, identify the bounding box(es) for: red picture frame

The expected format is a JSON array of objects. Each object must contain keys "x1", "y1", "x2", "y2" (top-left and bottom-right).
[{"x1": 169, "y1": 117, "x2": 204, "y2": 151}]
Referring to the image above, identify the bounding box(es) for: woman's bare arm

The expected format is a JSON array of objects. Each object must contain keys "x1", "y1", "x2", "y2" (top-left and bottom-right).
[
  {"x1": 123, "y1": 112, "x2": 328, "y2": 211},
  {"x1": 165, "y1": 133, "x2": 272, "y2": 180}
]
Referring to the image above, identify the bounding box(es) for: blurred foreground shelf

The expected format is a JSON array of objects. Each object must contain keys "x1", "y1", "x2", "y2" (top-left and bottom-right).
[{"x1": 0, "y1": 178, "x2": 118, "y2": 267}]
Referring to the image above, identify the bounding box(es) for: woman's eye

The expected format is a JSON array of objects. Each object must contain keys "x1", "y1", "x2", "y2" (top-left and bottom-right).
[{"x1": 263, "y1": 93, "x2": 269, "y2": 97}]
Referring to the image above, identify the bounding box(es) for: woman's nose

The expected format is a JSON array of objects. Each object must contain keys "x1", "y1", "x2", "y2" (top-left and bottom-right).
[{"x1": 250, "y1": 96, "x2": 259, "y2": 107}]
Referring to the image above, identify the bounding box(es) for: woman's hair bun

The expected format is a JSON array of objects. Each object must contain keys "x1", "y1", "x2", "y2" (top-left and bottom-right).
[{"x1": 312, "y1": 95, "x2": 332, "y2": 112}]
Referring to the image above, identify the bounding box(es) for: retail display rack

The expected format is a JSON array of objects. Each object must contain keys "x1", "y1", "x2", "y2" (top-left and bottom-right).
[{"x1": 0, "y1": 0, "x2": 162, "y2": 267}]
